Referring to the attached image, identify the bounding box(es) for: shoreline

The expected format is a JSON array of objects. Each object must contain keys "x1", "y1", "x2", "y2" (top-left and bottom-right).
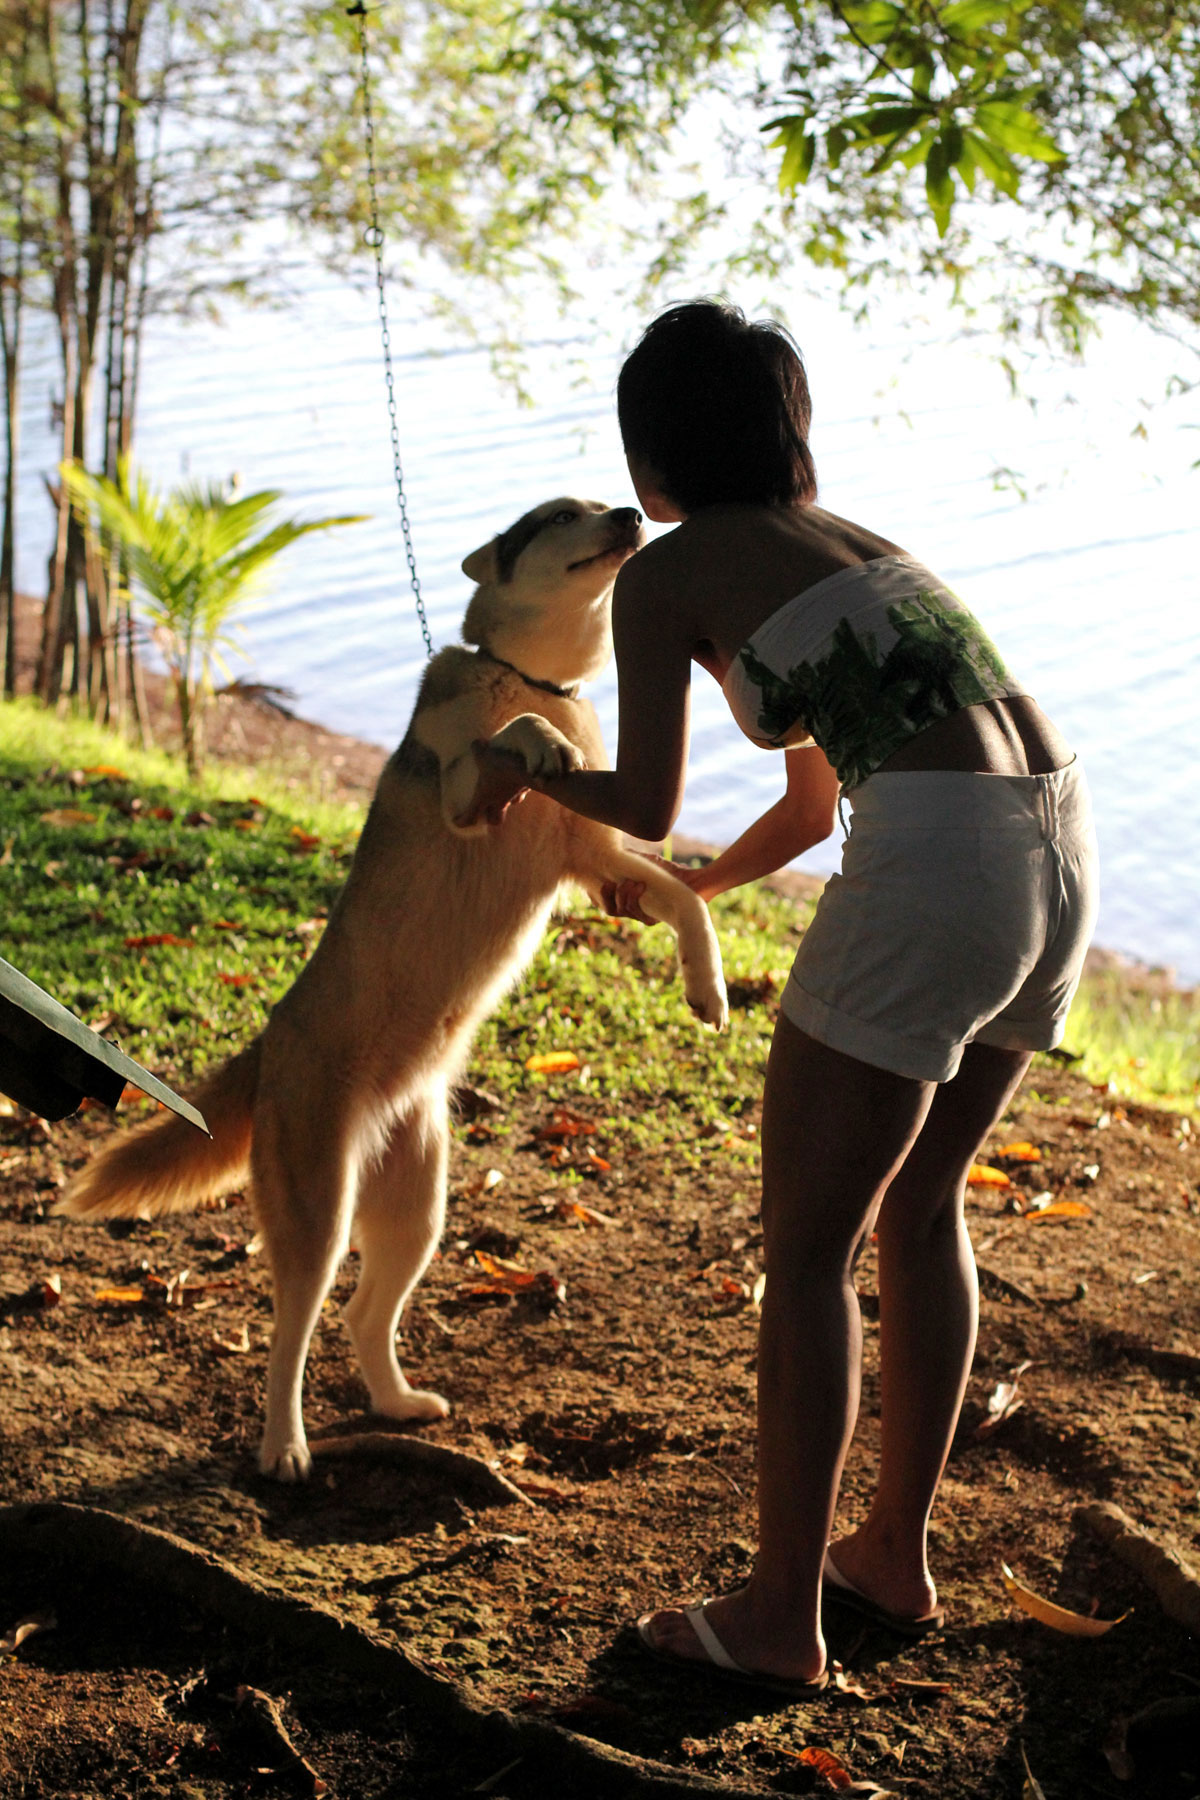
[{"x1": 9, "y1": 592, "x2": 1185, "y2": 991}]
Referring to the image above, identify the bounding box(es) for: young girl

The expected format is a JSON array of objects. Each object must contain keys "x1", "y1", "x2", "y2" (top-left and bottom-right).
[{"x1": 473, "y1": 300, "x2": 1098, "y2": 1692}]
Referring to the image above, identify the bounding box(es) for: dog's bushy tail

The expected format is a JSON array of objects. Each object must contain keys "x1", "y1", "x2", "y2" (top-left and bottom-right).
[{"x1": 56, "y1": 1042, "x2": 261, "y2": 1221}]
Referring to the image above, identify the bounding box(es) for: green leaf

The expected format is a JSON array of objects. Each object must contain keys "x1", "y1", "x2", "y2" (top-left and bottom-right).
[
  {"x1": 773, "y1": 118, "x2": 816, "y2": 190},
  {"x1": 965, "y1": 127, "x2": 1020, "y2": 197},
  {"x1": 897, "y1": 127, "x2": 938, "y2": 172},
  {"x1": 856, "y1": 104, "x2": 929, "y2": 143},
  {"x1": 940, "y1": 0, "x2": 1014, "y2": 32},
  {"x1": 839, "y1": 2, "x2": 904, "y2": 46},
  {"x1": 974, "y1": 100, "x2": 1065, "y2": 163},
  {"x1": 925, "y1": 138, "x2": 955, "y2": 237}
]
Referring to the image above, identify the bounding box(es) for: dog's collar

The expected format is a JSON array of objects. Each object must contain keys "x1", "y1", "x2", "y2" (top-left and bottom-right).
[{"x1": 477, "y1": 649, "x2": 579, "y2": 700}]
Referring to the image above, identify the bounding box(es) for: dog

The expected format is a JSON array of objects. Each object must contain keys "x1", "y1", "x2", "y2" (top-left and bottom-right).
[{"x1": 57, "y1": 497, "x2": 728, "y2": 1480}]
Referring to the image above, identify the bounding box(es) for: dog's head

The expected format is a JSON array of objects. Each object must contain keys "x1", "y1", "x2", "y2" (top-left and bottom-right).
[{"x1": 460, "y1": 498, "x2": 645, "y2": 687}]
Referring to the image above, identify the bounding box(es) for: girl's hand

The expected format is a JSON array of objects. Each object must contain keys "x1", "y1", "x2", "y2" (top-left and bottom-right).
[{"x1": 599, "y1": 855, "x2": 718, "y2": 922}]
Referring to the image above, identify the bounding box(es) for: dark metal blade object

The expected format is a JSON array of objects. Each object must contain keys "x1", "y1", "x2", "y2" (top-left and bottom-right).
[{"x1": 0, "y1": 956, "x2": 208, "y2": 1131}]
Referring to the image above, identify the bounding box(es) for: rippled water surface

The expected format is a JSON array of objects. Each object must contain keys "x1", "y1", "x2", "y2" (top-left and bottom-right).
[{"x1": 16, "y1": 274, "x2": 1200, "y2": 979}]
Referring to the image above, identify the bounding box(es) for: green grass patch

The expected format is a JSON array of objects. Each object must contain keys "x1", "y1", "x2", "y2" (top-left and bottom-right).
[
  {"x1": 1056, "y1": 971, "x2": 1199, "y2": 1113},
  {"x1": 6, "y1": 697, "x2": 1190, "y2": 1144},
  {"x1": 0, "y1": 700, "x2": 806, "y2": 1158},
  {"x1": 0, "y1": 698, "x2": 362, "y2": 1082}
]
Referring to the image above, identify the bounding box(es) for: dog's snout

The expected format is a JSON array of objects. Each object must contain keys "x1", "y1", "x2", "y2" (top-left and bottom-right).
[{"x1": 613, "y1": 506, "x2": 642, "y2": 529}]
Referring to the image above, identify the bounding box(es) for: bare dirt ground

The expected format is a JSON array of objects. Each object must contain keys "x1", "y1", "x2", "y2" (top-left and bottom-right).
[{"x1": 1, "y1": 1056, "x2": 1198, "y2": 1800}]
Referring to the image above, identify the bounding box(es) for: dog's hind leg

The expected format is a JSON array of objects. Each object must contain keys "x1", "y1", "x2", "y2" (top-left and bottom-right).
[
  {"x1": 255, "y1": 1095, "x2": 361, "y2": 1482},
  {"x1": 343, "y1": 1087, "x2": 451, "y2": 1423}
]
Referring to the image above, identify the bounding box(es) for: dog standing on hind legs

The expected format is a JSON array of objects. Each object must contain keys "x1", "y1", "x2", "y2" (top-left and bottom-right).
[{"x1": 57, "y1": 497, "x2": 728, "y2": 1481}]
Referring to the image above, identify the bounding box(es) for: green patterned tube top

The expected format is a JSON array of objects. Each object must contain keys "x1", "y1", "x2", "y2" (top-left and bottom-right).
[{"x1": 721, "y1": 554, "x2": 1025, "y2": 790}]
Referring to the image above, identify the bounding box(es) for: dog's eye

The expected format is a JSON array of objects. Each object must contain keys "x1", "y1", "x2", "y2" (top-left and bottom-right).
[{"x1": 550, "y1": 509, "x2": 578, "y2": 525}]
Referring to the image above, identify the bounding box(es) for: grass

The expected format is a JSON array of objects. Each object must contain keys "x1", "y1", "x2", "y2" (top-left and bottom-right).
[
  {"x1": 1, "y1": 698, "x2": 1195, "y2": 1134},
  {"x1": 1056, "y1": 972, "x2": 1200, "y2": 1113}
]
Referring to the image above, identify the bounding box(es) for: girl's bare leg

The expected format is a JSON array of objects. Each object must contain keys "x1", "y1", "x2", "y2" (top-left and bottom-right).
[
  {"x1": 642, "y1": 1016, "x2": 935, "y2": 1680},
  {"x1": 829, "y1": 1041, "x2": 1032, "y2": 1620}
]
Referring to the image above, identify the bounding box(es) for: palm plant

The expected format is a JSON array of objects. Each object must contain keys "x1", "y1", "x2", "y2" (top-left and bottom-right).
[{"x1": 61, "y1": 458, "x2": 364, "y2": 775}]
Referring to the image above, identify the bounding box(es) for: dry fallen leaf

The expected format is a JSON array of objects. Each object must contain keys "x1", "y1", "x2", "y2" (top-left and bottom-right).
[
  {"x1": 1001, "y1": 1562, "x2": 1128, "y2": 1635},
  {"x1": 557, "y1": 1198, "x2": 619, "y2": 1228},
  {"x1": 967, "y1": 1163, "x2": 1012, "y2": 1187},
  {"x1": 210, "y1": 1324, "x2": 251, "y2": 1356},
  {"x1": 789, "y1": 1745, "x2": 853, "y2": 1788},
  {"x1": 95, "y1": 1285, "x2": 149, "y2": 1307},
  {"x1": 1025, "y1": 1199, "x2": 1092, "y2": 1223},
  {"x1": 524, "y1": 1050, "x2": 580, "y2": 1074},
  {"x1": 38, "y1": 807, "x2": 97, "y2": 826},
  {"x1": 996, "y1": 1141, "x2": 1043, "y2": 1161},
  {"x1": 0, "y1": 1611, "x2": 56, "y2": 1658},
  {"x1": 975, "y1": 1360, "x2": 1032, "y2": 1437},
  {"x1": 535, "y1": 1109, "x2": 596, "y2": 1140},
  {"x1": 124, "y1": 933, "x2": 191, "y2": 949},
  {"x1": 1020, "y1": 1741, "x2": 1048, "y2": 1800}
]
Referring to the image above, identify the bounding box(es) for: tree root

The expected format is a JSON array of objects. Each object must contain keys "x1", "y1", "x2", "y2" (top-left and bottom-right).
[
  {"x1": 976, "y1": 1263, "x2": 1040, "y2": 1307},
  {"x1": 309, "y1": 1429, "x2": 535, "y2": 1508},
  {"x1": 0, "y1": 1501, "x2": 775, "y2": 1799},
  {"x1": 1075, "y1": 1500, "x2": 1200, "y2": 1637}
]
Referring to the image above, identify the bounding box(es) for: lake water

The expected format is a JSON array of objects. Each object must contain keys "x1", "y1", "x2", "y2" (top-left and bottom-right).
[{"x1": 14, "y1": 271, "x2": 1200, "y2": 980}]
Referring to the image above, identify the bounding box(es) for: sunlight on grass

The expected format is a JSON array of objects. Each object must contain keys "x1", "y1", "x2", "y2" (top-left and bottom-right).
[
  {"x1": 4, "y1": 697, "x2": 1192, "y2": 1144},
  {"x1": 1059, "y1": 972, "x2": 1199, "y2": 1113}
]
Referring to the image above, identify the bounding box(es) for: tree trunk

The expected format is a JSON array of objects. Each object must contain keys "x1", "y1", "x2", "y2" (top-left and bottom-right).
[{"x1": 0, "y1": 270, "x2": 21, "y2": 700}]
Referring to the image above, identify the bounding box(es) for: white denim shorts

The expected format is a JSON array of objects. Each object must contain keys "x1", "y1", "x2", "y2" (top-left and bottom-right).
[{"x1": 781, "y1": 760, "x2": 1099, "y2": 1083}]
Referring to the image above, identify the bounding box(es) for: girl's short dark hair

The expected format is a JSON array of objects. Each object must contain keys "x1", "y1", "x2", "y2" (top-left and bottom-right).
[{"x1": 617, "y1": 300, "x2": 817, "y2": 512}]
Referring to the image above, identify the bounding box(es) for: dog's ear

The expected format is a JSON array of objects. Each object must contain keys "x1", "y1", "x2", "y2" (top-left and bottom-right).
[{"x1": 462, "y1": 538, "x2": 499, "y2": 585}]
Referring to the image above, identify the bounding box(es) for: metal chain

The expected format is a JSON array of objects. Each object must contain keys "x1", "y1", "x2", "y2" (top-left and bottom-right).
[{"x1": 347, "y1": 1, "x2": 434, "y2": 658}]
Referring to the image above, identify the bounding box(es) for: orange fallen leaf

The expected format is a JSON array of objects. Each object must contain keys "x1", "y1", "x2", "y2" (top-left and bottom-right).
[
  {"x1": 535, "y1": 1109, "x2": 596, "y2": 1139},
  {"x1": 39, "y1": 807, "x2": 97, "y2": 826},
  {"x1": 289, "y1": 827, "x2": 321, "y2": 851},
  {"x1": 474, "y1": 1250, "x2": 531, "y2": 1281},
  {"x1": 580, "y1": 1148, "x2": 611, "y2": 1172},
  {"x1": 525, "y1": 1051, "x2": 580, "y2": 1075},
  {"x1": 218, "y1": 973, "x2": 257, "y2": 987},
  {"x1": 95, "y1": 1286, "x2": 147, "y2": 1306},
  {"x1": 232, "y1": 818, "x2": 260, "y2": 832},
  {"x1": 789, "y1": 1746, "x2": 853, "y2": 1788},
  {"x1": 1001, "y1": 1561, "x2": 1128, "y2": 1635},
  {"x1": 996, "y1": 1141, "x2": 1043, "y2": 1161},
  {"x1": 83, "y1": 764, "x2": 129, "y2": 779},
  {"x1": 124, "y1": 933, "x2": 190, "y2": 949},
  {"x1": 212, "y1": 919, "x2": 240, "y2": 929},
  {"x1": 1025, "y1": 1199, "x2": 1092, "y2": 1223},
  {"x1": 968, "y1": 1164, "x2": 1012, "y2": 1187},
  {"x1": 149, "y1": 805, "x2": 175, "y2": 821},
  {"x1": 558, "y1": 1199, "x2": 618, "y2": 1228}
]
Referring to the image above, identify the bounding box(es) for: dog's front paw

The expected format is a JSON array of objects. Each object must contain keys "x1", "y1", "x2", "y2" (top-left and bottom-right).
[
  {"x1": 685, "y1": 974, "x2": 729, "y2": 1031},
  {"x1": 489, "y1": 716, "x2": 584, "y2": 782},
  {"x1": 259, "y1": 1434, "x2": 313, "y2": 1482}
]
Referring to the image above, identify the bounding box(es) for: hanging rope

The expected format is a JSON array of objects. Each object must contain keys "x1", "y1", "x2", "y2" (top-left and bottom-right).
[{"x1": 346, "y1": 0, "x2": 434, "y2": 658}]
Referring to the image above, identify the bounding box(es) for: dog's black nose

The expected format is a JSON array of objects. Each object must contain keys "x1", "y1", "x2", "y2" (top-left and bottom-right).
[{"x1": 614, "y1": 506, "x2": 642, "y2": 528}]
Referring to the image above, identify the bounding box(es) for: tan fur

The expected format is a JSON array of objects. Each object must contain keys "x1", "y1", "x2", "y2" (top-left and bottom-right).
[{"x1": 57, "y1": 497, "x2": 727, "y2": 1481}]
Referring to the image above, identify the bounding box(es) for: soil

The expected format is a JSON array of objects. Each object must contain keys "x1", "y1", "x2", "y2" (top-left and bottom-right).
[
  {"x1": 1, "y1": 1052, "x2": 1198, "y2": 1799},
  {"x1": 3, "y1": 596, "x2": 1198, "y2": 1797}
]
